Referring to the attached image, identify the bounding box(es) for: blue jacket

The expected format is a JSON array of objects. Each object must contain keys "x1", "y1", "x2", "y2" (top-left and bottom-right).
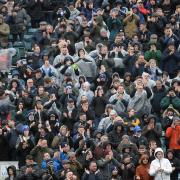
[{"x1": 41, "y1": 159, "x2": 60, "y2": 173}]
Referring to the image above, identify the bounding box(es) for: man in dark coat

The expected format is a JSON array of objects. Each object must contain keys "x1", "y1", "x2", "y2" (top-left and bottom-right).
[
  {"x1": 82, "y1": 160, "x2": 103, "y2": 180},
  {"x1": 107, "y1": 121, "x2": 125, "y2": 149},
  {"x1": 161, "y1": 41, "x2": 180, "y2": 78},
  {"x1": 17, "y1": 155, "x2": 43, "y2": 180}
]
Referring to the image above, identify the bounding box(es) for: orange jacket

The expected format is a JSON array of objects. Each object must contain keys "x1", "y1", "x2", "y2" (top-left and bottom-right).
[
  {"x1": 136, "y1": 164, "x2": 153, "y2": 180},
  {"x1": 165, "y1": 125, "x2": 180, "y2": 150}
]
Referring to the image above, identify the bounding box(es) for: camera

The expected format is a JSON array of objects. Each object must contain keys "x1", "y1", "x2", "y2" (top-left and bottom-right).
[
  {"x1": 17, "y1": 59, "x2": 27, "y2": 65},
  {"x1": 56, "y1": 7, "x2": 70, "y2": 19}
]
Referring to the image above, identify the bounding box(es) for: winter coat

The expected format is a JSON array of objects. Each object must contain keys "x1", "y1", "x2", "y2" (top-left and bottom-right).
[
  {"x1": 91, "y1": 96, "x2": 107, "y2": 118},
  {"x1": 109, "y1": 92, "x2": 130, "y2": 114},
  {"x1": 165, "y1": 125, "x2": 180, "y2": 150},
  {"x1": 161, "y1": 50, "x2": 180, "y2": 78},
  {"x1": 131, "y1": 135, "x2": 148, "y2": 147},
  {"x1": 128, "y1": 89, "x2": 152, "y2": 117},
  {"x1": 149, "y1": 148, "x2": 172, "y2": 180},
  {"x1": 26, "y1": 0, "x2": 44, "y2": 20},
  {"x1": 32, "y1": 29, "x2": 45, "y2": 48},
  {"x1": 76, "y1": 57, "x2": 97, "y2": 78},
  {"x1": 27, "y1": 53, "x2": 42, "y2": 70},
  {"x1": 136, "y1": 156, "x2": 153, "y2": 180},
  {"x1": 97, "y1": 157, "x2": 121, "y2": 180},
  {"x1": 167, "y1": 155, "x2": 180, "y2": 180},
  {"x1": 53, "y1": 54, "x2": 73, "y2": 68},
  {"x1": 95, "y1": 55, "x2": 115, "y2": 74},
  {"x1": 77, "y1": 89, "x2": 94, "y2": 105},
  {"x1": 59, "y1": 64, "x2": 80, "y2": 83},
  {"x1": 151, "y1": 85, "x2": 167, "y2": 114},
  {"x1": 17, "y1": 163, "x2": 42, "y2": 180},
  {"x1": 142, "y1": 124, "x2": 162, "y2": 147},
  {"x1": 9, "y1": 8, "x2": 30, "y2": 33},
  {"x1": 107, "y1": 16, "x2": 122, "y2": 42},
  {"x1": 117, "y1": 142, "x2": 138, "y2": 155},
  {"x1": 162, "y1": 33, "x2": 180, "y2": 50},
  {"x1": 81, "y1": 170, "x2": 103, "y2": 180},
  {"x1": 160, "y1": 95, "x2": 180, "y2": 111},
  {"x1": 123, "y1": 14, "x2": 139, "y2": 39},
  {"x1": 90, "y1": 15, "x2": 105, "y2": 41},
  {"x1": 0, "y1": 16, "x2": 10, "y2": 41},
  {"x1": 107, "y1": 122, "x2": 125, "y2": 148},
  {"x1": 144, "y1": 50, "x2": 162, "y2": 64},
  {"x1": 120, "y1": 161, "x2": 135, "y2": 180},
  {"x1": 98, "y1": 116, "x2": 112, "y2": 133},
  {"x1": 123, "y1": 54, "x2": 136, "y2": 75},
  {"x1": 81, "y1": 7, "x2": 94, "y2": 21},
  {"x1": 6, "y1": 128, "x2": 18, "y2": 149},
  {"x1": 41, "y1": 159, "x2": 60, "y2": 173},
  {"x1": 16, "y1": 135, "x2": 35, "y2": 167},
  {"x1": 40, "y1": 64, "x2": 59, "y2": 78}
]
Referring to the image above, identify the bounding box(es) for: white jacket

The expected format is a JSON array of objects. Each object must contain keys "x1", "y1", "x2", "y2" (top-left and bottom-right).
[{"x1": 149, "y1": 148, "x2": 172, "y2": 180}]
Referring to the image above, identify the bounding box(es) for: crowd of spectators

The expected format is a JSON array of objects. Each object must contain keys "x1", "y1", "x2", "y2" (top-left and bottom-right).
[{"x1": 0, "y1": 0, "x2": 180, "y2": 179}]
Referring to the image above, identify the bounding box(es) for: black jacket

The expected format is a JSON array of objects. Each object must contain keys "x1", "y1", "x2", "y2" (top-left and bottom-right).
[
  {"x1": 91, "y1": 96, "x2": 107, "y2": 118},
  {"x1": 161, "y1": 50, "x2": 180, "y2": 78},
  {"x1": 82, "y1": 170, "x2": 103, "y2": 180},
  {"x1": 107, "y1": 122, "x2": 125, "y2": 148},
  {"x1": 17, "y1": 163, "x2": 42, "y2": 180},
  {"x1": 168, "y1": 157, "x2": 180, "y2": 180},
  {"x1": 151, "y1": 85, "x2": 167, "y2": 114}
]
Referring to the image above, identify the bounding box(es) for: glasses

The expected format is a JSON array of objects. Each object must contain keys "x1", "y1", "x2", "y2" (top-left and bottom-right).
[{"x1": 28, "y1": 81, "x2": 33, "y2": 83}]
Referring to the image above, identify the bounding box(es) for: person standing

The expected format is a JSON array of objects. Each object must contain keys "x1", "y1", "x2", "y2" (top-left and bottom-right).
[{"x1": 149, "y1": 147, "x2": 172, "y2": 180}]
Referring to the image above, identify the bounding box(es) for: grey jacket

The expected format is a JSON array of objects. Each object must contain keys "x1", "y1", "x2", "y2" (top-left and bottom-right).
[
  {"x1": 109, "y1": 92, "x2": 130, "y2": 114},
  {"x1": 97, "y1": 157, "x2": 121, "y2": 180},
  {"x1": 98, "y1": 117, "x2": 112, "y2": 132},
  {"x1": 76, "y1": 56, "x2": 97, "y2": 78}
]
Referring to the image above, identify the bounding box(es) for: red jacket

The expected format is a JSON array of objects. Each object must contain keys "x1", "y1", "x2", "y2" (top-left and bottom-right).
[
  {"x1": 166, "y1": 125, "x2": 180, "y2": 150},
  {"x1": 138, "y1": 7, "x2": 150, "y2": 15}
]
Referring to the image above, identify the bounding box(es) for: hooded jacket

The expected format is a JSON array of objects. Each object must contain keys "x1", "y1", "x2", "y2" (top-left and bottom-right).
[
  {"x1": 165, "y1": 123, "x2": 180, "y2": 150},
  {"x1": 76, "y1": 51, "x2": 97, "y2": 78},
  {"x1": 149, "y1": 148, "x2": 172, "y2": 180},
  {"x1": 107, "y1": 122, "x2": 125, "y2": 148},
  {"x1": 109, "y1": 92, "x2": 130, "y2": 114},
  {"x1": 142, "y1": 115, "x2": 162, "y2": 146},
  {"x1": 136, "y1": 154, "x2": 153, "y2": 180}
]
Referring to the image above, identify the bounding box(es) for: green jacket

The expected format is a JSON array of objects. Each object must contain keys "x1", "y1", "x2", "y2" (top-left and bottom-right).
[
  {"x1": 160, "y1": 96, "x2": 180, "y2": 111},
  {"x1": 144, "y1": 50, "x2": 162, "y2": 64}
]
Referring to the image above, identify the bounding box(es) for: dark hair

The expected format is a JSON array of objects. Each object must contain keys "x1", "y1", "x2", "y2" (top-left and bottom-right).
[
  {"x1": 78, "y1": 48, "x2": 85, "y2": 56},
  {"x1": 7, "y1": 165, "x2": 16, "y2": 177},
  {"x1": 26, "y1": 154, "x2": 33, "y2": 160},
  {"x1": 88, "y1": 160, "x2": 97, "y2": 168}
]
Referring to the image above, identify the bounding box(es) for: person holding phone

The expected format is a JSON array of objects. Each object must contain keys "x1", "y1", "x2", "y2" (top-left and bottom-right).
[{"x1": 166, "y1": 116, "x2": 180, "y2": 158}]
